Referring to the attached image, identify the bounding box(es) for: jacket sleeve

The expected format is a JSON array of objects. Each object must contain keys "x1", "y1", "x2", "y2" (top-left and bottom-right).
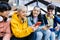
[
  {"x1": 28, "y1": 16, "x2": 45, "y2": 30},
  {"x1": 55, "y1": 16, "x2": 60, "y2": 24},
  {"x1": 6, "y1": 21, "x2": 11, "y2": 34},
  {"x1": 27, "y1": 17, "x2": 33, "y2": 26},
  {"x1": 11, "y1": 19, "x2": 33, "y2": 38},
  {"x1": 3, "y1": 21, "x2": 11, "y2": 40}
]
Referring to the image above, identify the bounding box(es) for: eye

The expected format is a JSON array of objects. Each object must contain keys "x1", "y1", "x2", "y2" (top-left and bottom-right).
[{"x1": 33, "y1": 9, "x2": 36, "y2": 11}]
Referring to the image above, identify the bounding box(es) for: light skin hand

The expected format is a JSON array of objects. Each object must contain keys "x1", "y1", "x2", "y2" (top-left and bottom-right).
[
  {"x1": 42, "y1": 25, "x2": 50, "y2": 30},
  {"x1": 31, "y1": 24, "x2": 39, "y2": 31},
  {"x1": 55, "y1": 27, "x2": 59, "y2": 31}
]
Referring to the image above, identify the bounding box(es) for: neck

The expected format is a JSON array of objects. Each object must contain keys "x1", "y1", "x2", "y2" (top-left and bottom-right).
[
  {"x1": 47, "y1": 14, "x2": 54, "y2": 18},
  {"x1": 33, "y1": 16, "x2": 37, "y2": 18},
  {"x1": 47, "y1": 14, "x2": 51, "y2": 17},
  {"x1": 18, "y1": 15, "x2": 24, "y2": 20},
  {"x1": 0, "y1": 13, "x2": 2, "y2": 16},
  {"x1": 47, "y1": 14, "x2": 49, "y2": 16}
]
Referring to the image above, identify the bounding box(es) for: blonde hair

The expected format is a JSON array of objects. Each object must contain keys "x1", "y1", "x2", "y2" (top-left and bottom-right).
[{"x1": 17, "y1": 5, "x2": 27, "y2": 11}]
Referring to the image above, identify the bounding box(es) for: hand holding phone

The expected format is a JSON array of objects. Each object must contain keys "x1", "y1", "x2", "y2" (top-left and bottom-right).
[
  {"x1": 31, "y1": 22, "x2": 41, "y2": 31},
  {"x1": 35, "y1": 22, "x2": 41, "y2": 26}
]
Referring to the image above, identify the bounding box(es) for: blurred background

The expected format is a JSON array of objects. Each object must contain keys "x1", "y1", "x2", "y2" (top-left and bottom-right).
[{"x1": 0, "y1": 0, "x2": 60, "y2": 16}]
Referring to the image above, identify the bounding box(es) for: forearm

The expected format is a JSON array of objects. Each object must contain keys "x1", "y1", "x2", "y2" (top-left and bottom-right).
[
  {"x1": 3, "y1": 33, "x2": 11, "y2": 40},
  {"x1": 38, "y1": 25, "x2": 45, "y2": 29}
]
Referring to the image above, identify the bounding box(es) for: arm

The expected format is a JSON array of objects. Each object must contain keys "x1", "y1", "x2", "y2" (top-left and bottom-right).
[
  {"x1": 56, "y1": 16, "x2": 60, "y2": 24},
  {"x1": 27, "y1": 17, "x2": 33, "y2": 26},
  {"x1": 3, "y1": 21, "x2": 11, "y2": 40},
  {"x1": 11, "y1": 19, "x2": 33, "y2": 38},
  {"x1": 38, "y1": 25, "x2": 45, "y2": 30}
]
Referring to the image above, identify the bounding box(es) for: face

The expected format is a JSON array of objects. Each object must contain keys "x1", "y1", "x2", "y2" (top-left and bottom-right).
[
  {"x1": 1, "y1": 11, "x2": 9, "y2": 17},
  {"x1": 32, "y1": 7, "x2": 40, "y2": 17},
  {"x1": 47, "y1": 9, "x2": 53, "y2": 15},
  {"x1": 0, "y1": 11, "x2": 9, "y2": 22},
  {"x1": 18, "y1": 8, "x2": 27, "y2": 19}
]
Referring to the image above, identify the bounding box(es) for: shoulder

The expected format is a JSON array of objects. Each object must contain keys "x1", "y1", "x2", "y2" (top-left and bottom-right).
[
  {"x1": 41, "y1": 14, "x2": 46, "y2": 18},
  {"x1": 27, "y1": 16, "x2": 31, "y2": 19},
  {"x1": 54, "y1": 15, "x2": 59, "y2": 18}
]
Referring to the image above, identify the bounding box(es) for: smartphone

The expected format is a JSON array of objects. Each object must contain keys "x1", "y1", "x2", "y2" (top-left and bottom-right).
[{"x1": 35, "y1": 22, "x2": 41, "y2": 26}]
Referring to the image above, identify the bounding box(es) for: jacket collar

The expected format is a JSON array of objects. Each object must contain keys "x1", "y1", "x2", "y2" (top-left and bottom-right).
[{"x1": 45, "y1": 14, "x2": 54, "y2": 20}]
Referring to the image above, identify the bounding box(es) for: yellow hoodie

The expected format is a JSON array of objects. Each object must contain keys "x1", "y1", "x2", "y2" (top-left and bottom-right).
[{"x1": 11, "y1": 12, "x2": 33, "y2": 38}]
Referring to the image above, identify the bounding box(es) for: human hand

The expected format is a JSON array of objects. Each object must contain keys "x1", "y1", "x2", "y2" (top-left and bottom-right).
[
  {"x1": 55, "y1": 27, "x2": 59, "y2": 31},
  {"x1": 31, "y1": 25, "x2": 39, "y2": 31}
]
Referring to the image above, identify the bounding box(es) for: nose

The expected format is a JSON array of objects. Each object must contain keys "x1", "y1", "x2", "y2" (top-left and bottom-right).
[
  {"x1": 50, "y1": 12, "x2": 52, "y2": 14},
  {"x1": 35, "y1": 11, "x2": 38, "y2": 14},
  {"x1": 24, "y1": 12, "x2": 27, "y2": 14}
]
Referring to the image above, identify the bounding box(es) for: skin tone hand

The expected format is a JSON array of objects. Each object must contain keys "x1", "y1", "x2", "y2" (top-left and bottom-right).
[
  {"x1": 0, "y1": 29, "x2": 6, "y2": 37},
  {"x1": 42, "y1": 27, "x2": 48, "y2": 30},
  {"x1": 55, "y1": 27, "x2": 59, "y2": 31},
  {"x1": 0, "y1": 29, "x2": 5, "y2": 33},
  {"x1": 42, "y1": 25, "x2": 50, "y2": 30},
  {"x1": 31, "y1": 24, "x2": 39, "y2": 31},
  {"x1": 0, "y1": 33, "x2": 4, "y2": 37}
]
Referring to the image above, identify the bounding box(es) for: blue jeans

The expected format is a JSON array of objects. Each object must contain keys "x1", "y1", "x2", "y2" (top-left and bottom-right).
[
  {"x1": 30, "y1": 31, "x2": 43, "y2": 40},
  {"x1": 58, "y1": 31, "x2": 60, "y2": 40},
  {"x1": 50, "y1": 30, "x2": 60, "y2": 40},
  {"x1": 36, "y1": 31, "x2": 43, "y2": 40},
  {"x1": 56, "y1": 30, "x2": 60, "y2": 40},
  {"x1": 11, "y1": 33, "x2": 36, "y2": 40},
  {"x1": 11, "y1": 36, "x2": 28, "y2": 40},
  {"x1": 50, "y1": 32, "x2": 55, "y2": 40},
  {"x1": 58, "y1": 30, "x2": 60, "y2": 40},
  {"x1": 41, "y1": 29, "x2": 51, "y2": 40}
]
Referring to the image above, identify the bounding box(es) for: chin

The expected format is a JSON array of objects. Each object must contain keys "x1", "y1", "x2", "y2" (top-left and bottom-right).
[
  {"x1": 34, "y1": 15, "x2": 38, "y2": 17},
  {"x1": 22, "y1": 16, "x2": 26, "y2": 18}
]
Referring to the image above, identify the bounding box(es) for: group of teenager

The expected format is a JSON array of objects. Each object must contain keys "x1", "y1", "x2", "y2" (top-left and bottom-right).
[{"x1": 0, "y1": 1, "x2": 60, "y2": 40}]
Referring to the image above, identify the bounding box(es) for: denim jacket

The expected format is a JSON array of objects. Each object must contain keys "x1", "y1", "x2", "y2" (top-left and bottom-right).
[
  {"x1": 28, "y1": 16, "x2": 45, "y2": 30},
  {"x1": 42, "y1": 14, "x2": 60, "y2": 31}
]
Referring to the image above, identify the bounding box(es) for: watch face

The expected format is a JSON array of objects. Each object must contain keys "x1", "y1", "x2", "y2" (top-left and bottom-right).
[{"x1": 0, "y1": 16, "x2": 3, "y2": 22}]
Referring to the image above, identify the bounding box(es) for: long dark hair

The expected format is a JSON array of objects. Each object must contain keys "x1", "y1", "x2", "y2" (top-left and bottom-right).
[
  {"x1": 29, "y1": 6, "x2": 43, "y2": 22},
  {"x1": 0, "y1": 1, "x2": 11, "y2": 22},
  {"x1": 0, "y1": 1, "x2": 11, "y2": 12}
]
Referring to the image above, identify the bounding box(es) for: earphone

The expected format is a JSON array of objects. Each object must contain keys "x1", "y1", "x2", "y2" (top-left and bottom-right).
[
  {"x1": 0, "y1": 16, "x2": 7, "y2": 22},
  {"x1": 0, "y1": 16, "x2": 3, "y2": 22}
]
